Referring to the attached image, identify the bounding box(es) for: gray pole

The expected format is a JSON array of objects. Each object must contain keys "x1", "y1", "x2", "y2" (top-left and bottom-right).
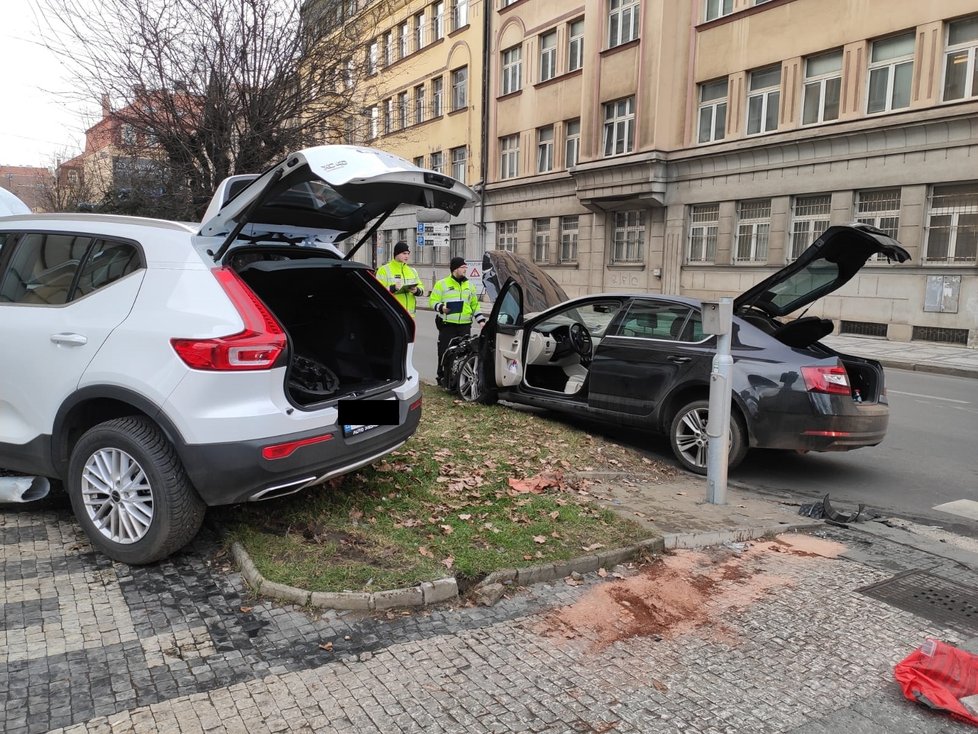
[{"x1": 704, "y1": 297, "x2": 733, "y2": 504}]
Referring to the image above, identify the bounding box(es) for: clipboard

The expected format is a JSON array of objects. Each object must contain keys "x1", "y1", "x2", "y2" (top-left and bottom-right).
[
  {"x1": 395, "y1": 279, "x2": 419, "y2": 294},
  {"x1": 443, "y1": 300, "x2": 464, "y2": 314}
]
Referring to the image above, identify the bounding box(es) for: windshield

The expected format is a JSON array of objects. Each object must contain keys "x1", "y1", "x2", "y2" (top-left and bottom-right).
[
  {"x1": 536, "y1": 300, "x2": 623, "y2": 337},
  {"x1": 757, "y1": 262, "x2": 838, "y2": 313}
]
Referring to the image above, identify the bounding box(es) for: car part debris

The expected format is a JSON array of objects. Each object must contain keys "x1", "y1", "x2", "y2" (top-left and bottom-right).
[
  {"x1": 0, "y1": 475, "x2": 50, "y2": 503},
  {"x1": 822, "y1": 494, "x2": 866, "y2": 523}
]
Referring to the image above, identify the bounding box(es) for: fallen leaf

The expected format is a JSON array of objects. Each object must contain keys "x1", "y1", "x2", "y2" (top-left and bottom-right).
[
  {"x1": 565, "y1": 577, "x2": 582, "y2": 586},
  {"x1": 581, "y1": 542, "x2": 605, "y2": 552},
  {"x1": 440, "y1": 524, "x2": 454, "y2": 535},
  {"x1": 318, "y1": 642, "x2": 333, "y2": 652},
  {"x1": 239, "y1": 606, "x2": 253, "y2": 614},
  {"x1": 533, "y1": 535, "x2": 547, "y2": 544},
  {"x1": 549, "y1": 511, "x2": 560, "y2": 520},
  {"x1": 441, "y1": 556, "x2": 454, "y2": 570},
  {"x1": 597, "y1": 568, "x2": 608, "y2": 578},
  {"x1": 458, "y1": 513, "x2": 472, "y2": 521},
  {"x1": 418, "y1": 546, "x2": 434, "y2": 558},
  {"x1": 651, "y1": 678, "x2": 669, "y2": 692},
  {"x1": 349, "y1": 509, "x2": 363, "y2": 521}
]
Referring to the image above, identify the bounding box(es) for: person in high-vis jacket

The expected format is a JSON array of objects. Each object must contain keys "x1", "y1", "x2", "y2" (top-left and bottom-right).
[
  {"x1": 429, "y1": 256, "x2": 486, "y2": 385},
  {"x1": 375, "y1": 242, "x2": 424, "y2": 317}
]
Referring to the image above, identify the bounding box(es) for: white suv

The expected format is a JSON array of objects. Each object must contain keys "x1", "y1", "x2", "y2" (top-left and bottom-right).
[{"x1": 0, "y1": 145, "x2": 476, "y2": 564}]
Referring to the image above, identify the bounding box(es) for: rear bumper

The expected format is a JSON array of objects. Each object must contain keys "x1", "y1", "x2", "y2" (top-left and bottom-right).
[
  {"x1": 753, "y1": 400, "x2": 889, "y2": 452},
  {"x1": 179, "y1": 398, "x2": 422, "y2": 505}
]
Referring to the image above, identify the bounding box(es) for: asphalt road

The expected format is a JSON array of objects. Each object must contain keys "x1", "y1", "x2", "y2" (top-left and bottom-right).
[{"x1": 411, "y1": 314, "x2": 977, "y2": 532}]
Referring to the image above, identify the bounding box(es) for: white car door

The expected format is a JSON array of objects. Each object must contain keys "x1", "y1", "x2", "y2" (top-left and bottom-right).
[{"x1": 0, "y1": 233, "x2": 144, "y2": 446}]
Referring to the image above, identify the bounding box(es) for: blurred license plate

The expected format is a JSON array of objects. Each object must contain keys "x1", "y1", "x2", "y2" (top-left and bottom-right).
[{"x1": 343, "y1": 424, "x2": 379, "y2": 437}]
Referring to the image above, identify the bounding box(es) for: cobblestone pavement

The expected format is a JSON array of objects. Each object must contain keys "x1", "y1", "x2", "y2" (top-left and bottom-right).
[{"x1": 2, "y1": 503, "x2": 976, "y2": 734}]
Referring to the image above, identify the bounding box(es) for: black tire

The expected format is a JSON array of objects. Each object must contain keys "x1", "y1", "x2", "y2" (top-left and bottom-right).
[
  {"x1": 668, "y1": 399, "x2": 747, "y2": 475},
  {"x1": 67, "y1": 416, "x2": 205, "y2": 564},
  {"x1": 457, "y1": 353, "x2": 497, "y2": 405}
]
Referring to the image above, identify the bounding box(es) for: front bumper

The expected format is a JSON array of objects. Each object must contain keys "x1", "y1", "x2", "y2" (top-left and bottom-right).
[{"x1": 178, "y1": 398, "x2": 422, "y2": 505}]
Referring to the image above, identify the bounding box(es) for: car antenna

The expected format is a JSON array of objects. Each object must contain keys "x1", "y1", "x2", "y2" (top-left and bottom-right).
[{"x1": 208, "y1": 168, "x2": 285, "y2": 262}]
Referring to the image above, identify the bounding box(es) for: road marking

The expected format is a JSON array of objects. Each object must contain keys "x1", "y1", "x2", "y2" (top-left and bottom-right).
[
  {"x1": 888, "y1": 390, "x2": 970, "y2": 404},
  {"x1": 932, "y1": 499, "x2": 978, "y2": 522}
]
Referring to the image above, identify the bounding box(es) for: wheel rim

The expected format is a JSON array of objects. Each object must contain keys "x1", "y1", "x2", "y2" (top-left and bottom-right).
[
  {"x1": 81, "y1": 448, "x2": 154, "y2": 545},
  {"x1": 674, "y1": 407, "x2": 711, "y2": 470},
  {"x1": 457, "y1": 355, "x2": 480, "y2": 401}
]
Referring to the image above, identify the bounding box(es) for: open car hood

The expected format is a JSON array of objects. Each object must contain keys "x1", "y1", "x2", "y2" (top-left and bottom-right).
[
  {"x1": 198, "y1": 145, "x2": 478, "y2": 261},
  {"x1": 734, "y1": 223, "x2": 911, "y2": 317},
  {"x1": 482, "y1": 250, "x2": 569, "y2": 314},
  {"x1": 0, "y1": 187, "x2": 30, "y2": 216}
]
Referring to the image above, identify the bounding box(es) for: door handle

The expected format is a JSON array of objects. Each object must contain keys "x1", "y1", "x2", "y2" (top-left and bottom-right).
[
  {"x1": 50, "y1": 333, "x2": 88, "y2": 346},
  {"x1": 667, "y1": 355, "x2": 691, "y2": 364}
]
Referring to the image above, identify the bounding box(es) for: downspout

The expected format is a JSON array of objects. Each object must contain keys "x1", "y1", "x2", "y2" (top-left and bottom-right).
[{"x1": 477, "y1": 0, "x2": 492, "y2": 254}]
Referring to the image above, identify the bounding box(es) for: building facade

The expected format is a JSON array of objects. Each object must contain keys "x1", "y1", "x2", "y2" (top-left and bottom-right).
[{"x1": 356, "y1": 0, "x2": 978, "y2": 345}]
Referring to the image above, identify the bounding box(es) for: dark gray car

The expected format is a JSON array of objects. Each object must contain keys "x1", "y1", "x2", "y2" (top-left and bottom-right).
[{"x1": 461, "y1": 224, "x2": 910, "y2": 474}]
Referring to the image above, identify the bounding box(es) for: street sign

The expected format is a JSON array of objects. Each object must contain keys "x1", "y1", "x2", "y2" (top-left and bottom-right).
[
  {"x1": 417, "y1": 221, "x2": 450, "y2": 248},
  {"x1": 465, "y1": 259, "x2": 485, "y2": 295}
]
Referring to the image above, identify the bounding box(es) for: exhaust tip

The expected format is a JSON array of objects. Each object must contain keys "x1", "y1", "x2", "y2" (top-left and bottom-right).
[{"x1": 0, "y1": 476, "x2": 51, "y2": 503}]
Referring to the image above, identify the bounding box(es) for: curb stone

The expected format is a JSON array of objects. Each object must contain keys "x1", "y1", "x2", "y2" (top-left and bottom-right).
[{"x1": 230, "y1": 521, "x2": 818, "y2": 610}]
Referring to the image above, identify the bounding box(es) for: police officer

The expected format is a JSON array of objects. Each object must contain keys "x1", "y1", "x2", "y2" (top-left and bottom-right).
[
  {"x1": 375, "y1": 242, "x2": 424, "y2": 317},
  {"x1": 429, "y1": 256, "x2": 486, "y2": 385}
]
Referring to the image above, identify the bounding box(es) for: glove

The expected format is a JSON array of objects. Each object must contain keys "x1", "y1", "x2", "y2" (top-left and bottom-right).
[
  {"x1": 412, "y1": 286, "x2": 422, "y2": 296},
  {"x1": 389, "y1": 285, "x2": 398, "y2": 294}
]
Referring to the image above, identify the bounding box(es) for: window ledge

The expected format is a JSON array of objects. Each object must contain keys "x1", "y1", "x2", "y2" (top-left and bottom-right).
[
  {"x1": 607, "y1": 263, "x2": 645, "y2": 270},
  {"x1": 534, "y1": 68, "x2": 583, "y2": 90},
  {"x1": 600, "y1": 39, "x2": 640, "y2": 57},
  {"x1": 449, "y1": 23, "x2": 470, "y2": 37},
  {"x1": 496, "y1": 89, "x2": 523, "y2": 101}
]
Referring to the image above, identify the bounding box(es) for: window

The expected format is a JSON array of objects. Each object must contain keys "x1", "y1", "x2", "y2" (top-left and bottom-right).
[
  {"x1": 537, "y1": 126, "x2": 554, "y2": 173},
  {"x1": 533, "y1": 218, "x2": 550, "y2": 263},
  {"x1": 705, "y1": 0, "x2": 732, "y2": 21},
  {"x1": 451, "y1": 66, "x2": 468, "y2": 110},
  {"x1": 414, "y1": 12, "x2": 426, "y2": 50},
  {"x1": 429, "y1": 150, "x2": 443, "y2": 173},
  {"x1": 369, "y1": 106, "x2": 379, "y2": 138},
  {"x1": 432, "y1": 76, "x2": 444, "y2": 116},
  {"x1": 399, "y1": 22, "x2": 409, "y2": 58},
  {"x1": 943, "y1": 15, "x2": 978, "y2": 101},
  {"x1": 868, "y1": 33, "x2": 914, "y2": 114},
  {"x1": 746, "y1": 65, "x2": 781, "y2": 135},
  {"x1": 383, "y1": 31, "x2": 393, "y2": 66},
  {"x1": 565, "y1": 119, "x2": 580, "y2": 168},
  {"x1": 611, "y1": 210, "x2": 645, "y2": 263},
  {"x1": 608, "y1": 0, "x2": 639, "y2": 48},
  {"x1": 451, "y1": 146, "x2": 467, "y2": 182},
  {"x1": 383, "y1": 98, "x2": 392, "y2": 134},
  {"x1": 451, "y1": 0, "x2": 468, "y2": 31},
  {"x1": 120, "y1": 124, "x2": 136, "y2": 146},
  {"x1": 367, "y1": 40, "x2": 379, "y2": 75},
  {"x1": 502, "y1": 46, "x2": 522, "y2": 95},
  {"x1": 500, "y1": 134, "x2": 520, "y2": 179},
  {"x1": 925, "y1": 183, "x2": 978, "y2": 263},
  {"x1": 413, "y1": 156, "x2": 424, "y2": 168},
  {"x1": 560, "y1": 216, "x2": 579, "y2": 262},
  {"x1": 539, "y1": 31, "x2": 557, "y2": 82},
  {"x1": 802, "y1": 51, "x2": 842, "y2": 125},
  {"x1": 687, "y1": 204, "x2": 719, "y2": 263},
  {"x1": 382, "y1": 230, "x2": 393, "y2": 261},
  {"x1": 498, "y1": 220, "x2": 518, "y2": 252},
  {"x1": 855, "y1": 188, "x2": 901, "y2": 240},
  {"x1": 789, "y1": 194, "x2": 831, "y2": 260},
  {"x1": 697, "y1": 79, "x2": 727, "y2": 143},
  {"x1": 603, "y1": 97, "x2": 635, "y2": 156},
  {"x1": 432, "y1": 1, "x2": 445, "y2": 39},
  {"x1": 568, "y1": 19, "x2": 584, "y2": 72},
  {"x1": 414, "y1": 85, "x2": 426, "y2": 124},
  {"x1": 618, "y1": 302, "x2": 701, "y2": 342},
  {"x1": 450, "y1": 224, "x2": 466, "y2": 260},
  {"x1": 397, "y1": 91, "x2": 408, "y2": 129},
  {"x1": 734, "y1": 199, "x2": 771, "y2": 262}
]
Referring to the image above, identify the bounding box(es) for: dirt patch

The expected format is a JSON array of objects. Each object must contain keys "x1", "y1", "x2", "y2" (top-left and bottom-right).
[
  {"x1": 770, "y1": 532, "x2": 847, "y2": 558},
  {"x1": 536, "y1": 537, "x2": 842, "y2": 650}
]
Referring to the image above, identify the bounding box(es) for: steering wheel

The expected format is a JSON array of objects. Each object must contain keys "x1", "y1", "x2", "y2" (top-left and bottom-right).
[{"x1": 569, "y1": 323, "x2": 593, "y2": 365}]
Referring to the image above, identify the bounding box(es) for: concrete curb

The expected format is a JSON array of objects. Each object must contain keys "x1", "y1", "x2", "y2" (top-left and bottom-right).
[
  {"x1": 231, "y1": 520, "x2": 823, "y2": 610},
  {"x1": 874, "y1": 358, "x2": 978, "y2": 380}
]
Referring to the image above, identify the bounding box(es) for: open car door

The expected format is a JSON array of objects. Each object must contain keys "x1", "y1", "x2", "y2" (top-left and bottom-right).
[{"x1": 480, "y1": 278, "x2": 525, "y2": 389}]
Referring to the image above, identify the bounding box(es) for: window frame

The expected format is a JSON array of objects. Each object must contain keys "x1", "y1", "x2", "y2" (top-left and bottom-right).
[
  {"x1": 432, "y1": 1, "x2": 445, "y2": 40},
  {"x1": 687, "y1": 203, "x2": 719, "y2": 264},
  {"x1": 607, "y1": 0, "x2": 640, "y2": 49},
  {"x1": 734, "y1": 199, "x2": 772, "y2": 263},
  {"x1": 942, "y1": 15, "x2": 978, "y2": 101},
  {"x1": 536, "y1": 125, "x2": 554, "y2": 173},
  {"x1": 705, "y1": 0, "x2": 733, "y2": 22},
  {"x1": 746, "y1": 65, "x2": 781, "y2": 135},
  {"x1": 603, "y1": 97, "x2": 635, "y2": 157},
  {"x1": 451, "y1": 0, "x2": 468, "y2": 31},
  {"x1": 697, "y1": 79, "x2": 728, "y2": 144},
  {"x1": 539, "y1": 31, "x2": 557, "y2": 82},
  {"x1": 451, "y1": 146, "x2": 467, "y2": 182},
  {"x1": 497, "y1": 220, "x2": 518, "y2": 252},
  {"x1": 431, "y1": 76, "x2": 444, "y2": 117},
  {"x1": 867, "y1": 32, "x2": 915, "y2": 114},
  {"x1": 611, "y1": 210, "x2": 645, "y2": 264},
  {"x1": 451, "y1": 66, "x2": 468, "y2": 111},
  {"x1": 502, "y1": 45, "x2": 523, "y2": 95},
  {"x1": 560, "y1": 215, "x2": 579, "y2": 263},
  {"x1": 788, "y1": 194, "x2": 831, "y2": 261},
  {"x1": 414, "y1": 84, "x2": 426, "y2": 125},
  {"x1": 500, "y1": 134, "x2": 520, "y2": 179},
  {"x1": 564, "y1": 119, "x2": 581, "y2": 168},
  {"x1": 924, "y1": 183, "x2": 978, "y2": 264},
  {"x1": 533, "y1": 218, "x2": 551, "y2": 263},
  {"x1": 568, "y1": 18, "x2": 585, "y2": 72},
  {"x1": 801, "y1": 50, "x2": 843, "y2": 125}
]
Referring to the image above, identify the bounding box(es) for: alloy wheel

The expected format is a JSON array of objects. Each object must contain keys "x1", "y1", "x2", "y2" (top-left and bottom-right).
[
  {"x1": 673, "y1": 406, "x2": 711, "y2": 470},
  {"x1": 457, "y1": 354, "x2": 481, "y2": 402},
  {"x1": 80, "y1": 448, "x2": 154, "y2": 545}
]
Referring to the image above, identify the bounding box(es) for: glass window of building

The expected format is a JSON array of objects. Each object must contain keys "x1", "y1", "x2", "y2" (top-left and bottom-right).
[
  {"x1": 430, "y1": 150, "x2": 443, "y2": 173},
  {"x1": 451, "y1": 146, "x2": 467, "y2": 182},
  {"x1": 432, "y1": 2, "x2": 445, "y2": 40},
  {"x1": 451, "y1": 66, "x2": 468, "y2": 110},
  {"x1": 533, "y1": 218, "x2": 551, "y2": 263},
  {"x1": 611, "y1": 210, "x2": 645, "y2": 263},
  {"x1": 735, "y1": 199, "x2": 772, "y2": 263},
  {"x1": 539, "y1": 31, "x2": 557, "y2": 82},
  {"x1": 925, "y1": 183, "x2": 978, "y2": 263},
  {"x1": 856, "y1": 188, "x2": 901, "y2": 261},
  {"x1": 537, "y1": 126, "x2": 554, "y2": 173},
  {"x1": 688, "y1": 204, "x2": 719, "y2": 263},
  {"x1": 746, "y1": 65, "x2": 781, "y2": 135},
  {"x1": 452, "y1": 0, "x2": 468, "y2": 31},
  {"x1": 432, "y1": 76, "x2": 444, "y2": 116},
  {"x1": 802, "y1": 50, "x2": 843, "y2": 125},
  {"x1": 607, "y1": 0, "x2": 639, "y2": 49},
  {"x1": 943, "y1": 15, "x2": 978, "y2": 101},
  {"x1": 603, "y1": 97, "x2": 635, "y2": 156},
  {"x1": 697, "y1": 79, "x2": 727, "y2": 143},
  {"x1": 789, "y1": 195, "x2": 831, "y2": 261},
  {"x1": 498, "y1": 220, "x2": 518, "y2": 252},
  {"x1": 565, "y1": 119, "x2": 581, "y2": 168},
  {"x1": 867, "y1": 33, "x2": 914, "y2": 114},
  {"x1": 500, "y1": 134, "x2": 520, "y2": 179},
  {"x1": 414, "y1": 85, "x2": 426, "y2": 124},
  {"x1": 705, "y1": 0, "x2": 733, "y2": 22},
  {"x1": 502, "y1": 46, "x2": 523, "y2": 95},
  {"x1": 560, "y1": 216, "x2": 579, "y2": 262},
  {"x1": 568, "y1": 19, "x2": 584, "y2": 72}
]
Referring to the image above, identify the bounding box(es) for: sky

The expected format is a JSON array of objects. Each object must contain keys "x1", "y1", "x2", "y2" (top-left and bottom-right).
[{"x1": 0, "y1": 0, "x2": 97, "y2": 168}]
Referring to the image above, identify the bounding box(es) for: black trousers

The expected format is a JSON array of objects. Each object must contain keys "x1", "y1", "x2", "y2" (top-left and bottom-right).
[{"x1": 436, "y1": 321, "x2": 472, "y2": 381}]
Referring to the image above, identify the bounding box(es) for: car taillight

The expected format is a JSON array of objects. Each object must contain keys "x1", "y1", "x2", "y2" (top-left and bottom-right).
[
  {"x1": 171, "y1": 267, "x2": 287, "y2": 371},
  {"x1": 801, "y1": 364, "x2": 851, "y2": 395}
]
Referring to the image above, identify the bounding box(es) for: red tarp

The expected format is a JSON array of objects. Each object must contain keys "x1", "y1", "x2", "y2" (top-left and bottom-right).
[{"x1": 895, "y1": 639, "x2": 978, "y2": 727}]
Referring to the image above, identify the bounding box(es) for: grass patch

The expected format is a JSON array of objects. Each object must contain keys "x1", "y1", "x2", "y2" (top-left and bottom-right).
[{"x1": 216, "y1": 384, "x2": 675, "y2": 593}]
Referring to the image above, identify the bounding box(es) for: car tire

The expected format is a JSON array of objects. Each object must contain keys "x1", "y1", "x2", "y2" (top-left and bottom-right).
[
  {"x1": 457, "y1": 353, "x2": 497, "y2": 405},
  {"x1": 67, "y1": 416, "x2": 205, "y2": 565},
  {"x1": 668, "y1": 399, "x2": 747, "y2": 475}
]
